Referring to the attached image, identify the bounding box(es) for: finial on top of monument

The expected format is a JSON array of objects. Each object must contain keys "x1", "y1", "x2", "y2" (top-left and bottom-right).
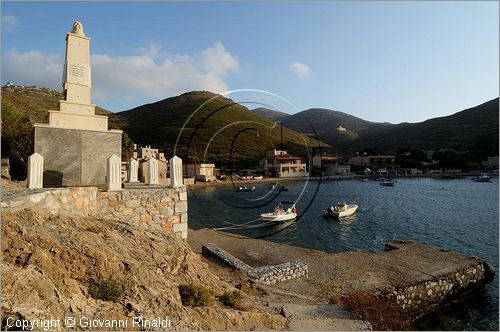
[{"x1": 72, "y1": 21, "x2": 84, "y2": 36}]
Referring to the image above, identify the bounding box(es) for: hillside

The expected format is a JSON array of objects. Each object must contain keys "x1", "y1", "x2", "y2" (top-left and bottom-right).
[
  {"x1": 346, "y1": 98, "x2": 499, "y2": 156},
  {"x1": 1, "y1": 85, "x2": 110, "y2": 122},
  {"x1": 251, "y1": 107, "x2": 289, "y2": 122},
  {"x1": 259, "y1": 100, "x2": 498, "y2": 157},
  {"x1": 112, "y1": 91, "x2": 327, "y2": 167},
  {"x1": 1, "y1": 86, "x2": 133, "y2": 166},
  {"x1": 275, "y1": 108, "x2": 376, "y2": 153},
  {"x1": 1, "y1": 209, "x2": 286, "y2": 330}
]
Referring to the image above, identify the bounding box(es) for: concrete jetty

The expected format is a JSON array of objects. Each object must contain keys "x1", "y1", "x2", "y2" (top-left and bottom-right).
[{"x1": 189, "y1": 228, "x2": 494, "y2": 318}]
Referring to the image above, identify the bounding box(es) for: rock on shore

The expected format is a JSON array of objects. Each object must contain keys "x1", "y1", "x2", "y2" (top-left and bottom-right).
[{"x1": 1, "y1": 210, "x2": 286, "y2": 330}]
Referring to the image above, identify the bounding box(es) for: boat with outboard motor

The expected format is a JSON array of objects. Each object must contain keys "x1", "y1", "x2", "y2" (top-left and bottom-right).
[
  {"x1": 260, "y1": 201, "x2": 297, "y2": 223},
  {"x1": 324, "y1": 202, "x2": 358, "y2": 218}
]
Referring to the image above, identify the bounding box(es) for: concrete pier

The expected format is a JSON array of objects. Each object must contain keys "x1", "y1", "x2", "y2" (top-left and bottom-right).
[{"x1": 189, "y1": 229, "x2": 494, "y2": 318}]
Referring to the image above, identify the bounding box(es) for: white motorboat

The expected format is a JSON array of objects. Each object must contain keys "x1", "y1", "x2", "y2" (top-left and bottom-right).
[
  {"x1": 379, "y1": 178, "x2": 395, "y2": 186},
  {"x1": 235, "y1": 186, "x2": 256, "y2": 192},
  {"x1": 324, "y1": 202, "x2": 358, "y2": 218},
  {"x1": 261, "y1": 202, "x2": 297, "y2": 223},
  {"x1": 472, "y1": 174, "x2": 491, "y2": 182}
]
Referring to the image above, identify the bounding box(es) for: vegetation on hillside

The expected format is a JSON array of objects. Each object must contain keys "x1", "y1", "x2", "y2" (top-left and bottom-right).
[
  {"x1": 395, "y1": 148, "x2": 428, "y2": 169},
  {"x1": 89, "y1": 279, "x2": 125, "y2": 302},
  {"x1": 255, "y1": 99, "x2": 499, "y2": 160},
  {"x1": 112, "y1": 91, "x2": 327, "y2": 168},
  {"x1": 251, "y1": 107, "x2": 289, "y2": 122},
  {"x1": 1, "y1": 99, "x2": 32, "y2": 159},
  {"x1": 1, "y1": 86, "x2": 135, "y2": 160},
  {"x1": 343, "y1": 291, "x2": 413, "y2": 330}
]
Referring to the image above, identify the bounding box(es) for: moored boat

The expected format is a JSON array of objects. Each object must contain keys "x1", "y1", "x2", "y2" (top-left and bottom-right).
[
  {"x1": 379, "y1": 178, "x2": 395, "y2": 186},
  {"x1": 235, "y1": 186, "x2": 256, "y2": 192},
  {"x1": 272, "y1": 184, "x2": 289, "y2": 191},
  {"x1": 324, "y1": 202, "x2": 358, "y2": 218},
  {"x1": 260, "y1": 201, "x2": 297, "y2": 223},
  {"x1": 472, "y1": 174, "x2": 491, "y2": 182}
]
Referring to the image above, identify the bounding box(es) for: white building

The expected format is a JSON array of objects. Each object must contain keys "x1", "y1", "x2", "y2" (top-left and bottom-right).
[
  {"x1": 261, "y1": 150, "x2": 308, "y2": 178},
  {"x1": 132, "y1": 144, "x2": 168, "y2": 184},
  {"x1": 133, "y1": 144, "x2": 166, "y2": 161},
  {"x1": 185, "y1": 163, "x2": 216, "y2": 182},
  {"x1": 487, "y1": 156, "x2": 499, "y2": 169}
]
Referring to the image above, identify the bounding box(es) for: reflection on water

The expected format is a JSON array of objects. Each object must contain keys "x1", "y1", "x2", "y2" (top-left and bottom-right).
[{"x1": 188, "y1": 178, "x2": 499, "y2": 330}]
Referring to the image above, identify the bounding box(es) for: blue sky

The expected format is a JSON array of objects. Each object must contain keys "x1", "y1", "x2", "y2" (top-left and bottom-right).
[{"x1": 1, "y1": 1, "x2": 498, "y2": 123}]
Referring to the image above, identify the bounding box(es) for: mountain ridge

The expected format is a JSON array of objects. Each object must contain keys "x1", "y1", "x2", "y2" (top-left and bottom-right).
[
  {"x1": 251, "y1": 98, "x2": 499, "y2": 156},
  {"x1": 112, "y1": 91, "x2": 326, "y2": 166}
]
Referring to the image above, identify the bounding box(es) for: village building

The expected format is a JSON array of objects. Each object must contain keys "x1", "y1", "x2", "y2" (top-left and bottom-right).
[
  {"x1": 260, "y1": 150, "x2": 308, "y2": 178},
  {"x1": 185, "y1": 163, "x2": 216, "y2": 182},
  {"x1": 133, "y1": 144, "x2": 166, "y2": 161},
  {"x1": 485, "y1": 156, "x2": 499, "y2": 170},
  {"x1": 350, "y1": 154, "x2": 399, "y2": 175},
  {"x1": 131, "y1": 144, "x2": 168, "y2": 184},
  {"x1": 312, "y1": 153, "x2": 351, "y2": 175}
]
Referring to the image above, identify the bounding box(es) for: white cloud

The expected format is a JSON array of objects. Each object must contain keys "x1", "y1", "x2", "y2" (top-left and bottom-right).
[
  {"x1": 3, "y1": 49, "x2": 63, "y2": 89},
  {"x1": 2, "y1": 42, "x2": 239, "y2": 106},
  {"x1": 1, "y1": 15, "x2": 21, "y2": 31},
  {"x1": 201, "y1": 41, "x2": 239, "y2": 75},
  {"x1": 289, "y1": 62, "x2": 311, "y2": 78},
  {"x1": 138, "y1": 43, "x2": 161, "y2": 59}
]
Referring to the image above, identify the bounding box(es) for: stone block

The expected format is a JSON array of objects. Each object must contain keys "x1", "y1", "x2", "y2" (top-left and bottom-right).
[
  {"x1": 128, "y1": 158, "x2": 139, "y2": 182},
  {"x1": 173, "y1": 222, "x2": 187, "y2": 233},
  {"x1": 27, "y1": 153, "x2": 44, "y2": 189},
  {"x1": 162, "y1": 223, "x2": 173, "y2": 232},
  {"x1": 28, "y1": 192, "x2": 47, "y2": 204},
  {"x1": 169, "y1": 155, "x2": 184, "y2": 188},
  {"x1": 175, "y1": 201, "x2": 188, "y2": 213},
  {"x1": 126, "y1": 199, "x2": 141, "y2": 208},
  {"x1": 34, "y1": 125, "x2": 121, "y2": 186},
  {"x1": 106, "y1": 154, "x2": 122, "y2": 191},
  {"x1": 141, "y1": 213, "x2": 152, "y2": 223},
  {"x1": 160, "y1": 206, "x2": 174, "y2": 215}
]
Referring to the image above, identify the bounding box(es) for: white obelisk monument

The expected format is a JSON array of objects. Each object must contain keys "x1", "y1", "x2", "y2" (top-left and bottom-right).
[{"x1": 33, "y1": 21, "x2": 122, "y2": 186}]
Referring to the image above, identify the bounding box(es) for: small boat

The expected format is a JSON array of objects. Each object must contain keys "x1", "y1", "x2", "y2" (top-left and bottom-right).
[
  {"x1": 324, "y1": 202, "x2": 358, "y2": 218},
  {"x1": 260, "y1": 201, "x2": 297, "y2": 223},
  {"x1": 379, "y1": 178, "x2": 395, "y2": 186},
  {"x1": 253, "y1": 176, "x2": 263, "y2": 180},
  {"x1": 472, "y1": 174, "x2": 491, "y2": 182},
  {"x1": 235, "y1": 186, "x2": 256, "y2": 192},
  {"x1": 272, "y1": 184, "x2": 289, "y2": 191}
]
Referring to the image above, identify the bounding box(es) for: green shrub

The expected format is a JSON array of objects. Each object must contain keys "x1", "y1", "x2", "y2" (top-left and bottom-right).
[
  {"x1": 89, "y1": 279, "x2": 124, "y2": 302},
  {"x1": 219, "y1": 290, "x2": 242, "y2": 308},
  {"x1": 178, "y1": 283, "x2": 213, "y2": 307},
  {"x1": 342, "y1": 291, "x2": 413, "y2": 330}
]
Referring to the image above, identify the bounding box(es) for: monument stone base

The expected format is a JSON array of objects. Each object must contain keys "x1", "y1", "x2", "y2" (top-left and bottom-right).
[{"x1": 33, "y1": 125, "x2": 122, "y2": 187}]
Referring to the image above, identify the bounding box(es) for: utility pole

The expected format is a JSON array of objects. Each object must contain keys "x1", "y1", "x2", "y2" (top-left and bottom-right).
[{"x1": 280, "y1": 122, "x2": 283, "y2": 151}]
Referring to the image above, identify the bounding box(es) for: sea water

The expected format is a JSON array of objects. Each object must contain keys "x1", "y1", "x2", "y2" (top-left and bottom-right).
[{"x1": 188, "y1": 177, "x2": 499, "y2": 330}]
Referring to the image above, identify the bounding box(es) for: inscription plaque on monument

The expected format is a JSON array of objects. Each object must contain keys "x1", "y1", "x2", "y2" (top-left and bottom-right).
[{"x1": 64, "y1": 62, "x2": 90, "y2": 86}]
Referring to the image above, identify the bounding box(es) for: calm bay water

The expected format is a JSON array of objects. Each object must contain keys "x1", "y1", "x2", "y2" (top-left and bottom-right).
[{"x1": 188, "y1": 177, "x2": 499, "y2": 330}]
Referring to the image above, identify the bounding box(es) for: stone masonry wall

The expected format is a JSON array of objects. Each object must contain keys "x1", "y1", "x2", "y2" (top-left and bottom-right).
[
  {"x1": 384, "y1": 262, "x2": 487, "y2": 316},
  {"x1": 1, "y1": 187, "x2": 188, "y2": 239},
  {"x1": 202, "y1": 243, "x2": 308, "y2": 285},
  {"x1": 248, "y1": 260, "x2": 308, "y2": 285},
  {"x1": 97, "y1": 188, "x2": 188, "y2": 238}
]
